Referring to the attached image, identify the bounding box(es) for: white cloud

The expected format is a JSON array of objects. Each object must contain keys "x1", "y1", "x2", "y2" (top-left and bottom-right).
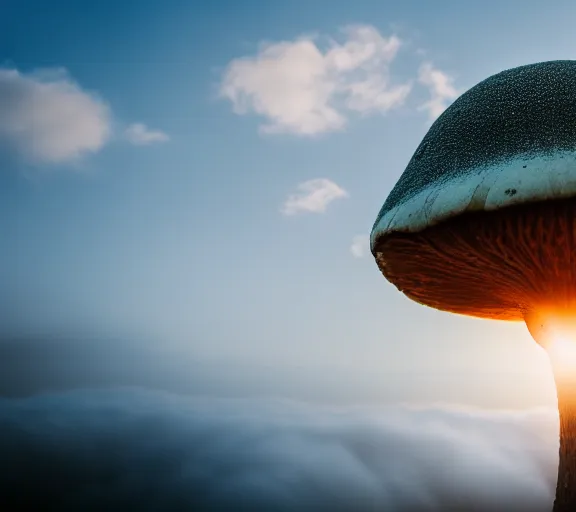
[
  {"x1": 0, "y1": 389, "x2": 557, "y2": 511},
  {"x1": 220, "y1": 25, "x2": 412, "y2": 136},
  {"x1": 125, "y1": 123, "x2": 169, "y2": 146},
  {"x1": 0, "y1": 68, "x2": 111, "y2": 163},
  {"x1": 418, "y1": 62, "x2": 460, "y2": 120},
  {"x1": 350, "y1": 234, "x2": 370, "y2": 258},
  {"x1": 282, "y1": 178, "x2": 348, "y2": 215}
]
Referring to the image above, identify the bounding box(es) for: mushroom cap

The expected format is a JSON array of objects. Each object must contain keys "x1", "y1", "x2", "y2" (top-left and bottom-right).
[
  {"x1": 371, "y1": 61, "x2": 576, "y2": 320},
  {"x1": 371, "y1": 60, "x2": 576, "y2": 248}
]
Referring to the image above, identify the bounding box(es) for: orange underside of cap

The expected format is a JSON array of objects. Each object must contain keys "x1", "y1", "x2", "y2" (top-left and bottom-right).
[{"x1": 373, "y1": 197, "x2": 576, "y2": 320}]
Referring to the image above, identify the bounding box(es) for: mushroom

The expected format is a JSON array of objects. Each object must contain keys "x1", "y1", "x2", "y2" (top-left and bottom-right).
[{"x1": 370, "y1": 60, "x2": 576, "y2": 511}]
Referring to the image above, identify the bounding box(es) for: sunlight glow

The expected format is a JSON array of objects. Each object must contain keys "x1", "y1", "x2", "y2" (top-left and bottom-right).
[
  {"x1": 547, "y1": 334, "x2": 576, "y2": 377},
  {"x1": 525, "y1": 309, "x2": 576, "y2": 379}
]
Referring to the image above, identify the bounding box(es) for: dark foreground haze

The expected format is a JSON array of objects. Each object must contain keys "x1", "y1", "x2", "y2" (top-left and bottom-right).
[{"x1": 0, "y1": 388, "x2": 557, "y2": 511}]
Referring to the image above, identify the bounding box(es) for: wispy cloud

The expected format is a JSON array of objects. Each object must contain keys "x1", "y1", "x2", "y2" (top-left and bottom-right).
[
  {"x1": 350, "y1": 234, "x2": 370, "y2": 258},
  {"x1": 418, "y1": 62, "x2": 460, "y2": 120},
  {"x1": 282, "y1": 178, "x2": 348, "y2": 215},
  {"x1": 0, "y1": 389, "x2": 557, "y2": 511},
  {"x1": 125, "y1": 123, "x2": 170, "y2": 146},
  {"x1": 220, "y1": 25, "x2": 412, "y2": 136},
  {"x1": 0, "y1": 68, "x2": 111, "y2": 163}
]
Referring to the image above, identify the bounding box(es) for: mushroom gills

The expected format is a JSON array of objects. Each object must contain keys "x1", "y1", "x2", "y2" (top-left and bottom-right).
[{"x1": 373, "y1": 196, "x2": 576, "y2": 321}]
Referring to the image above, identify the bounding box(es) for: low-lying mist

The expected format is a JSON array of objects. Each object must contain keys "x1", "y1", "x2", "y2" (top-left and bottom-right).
[{"x1": 0, "y1": 388, "x2": 557, "y2": 511}]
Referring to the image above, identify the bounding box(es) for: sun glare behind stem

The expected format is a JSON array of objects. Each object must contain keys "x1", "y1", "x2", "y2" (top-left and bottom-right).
[
  {"x1": 548, "y1": 335, "x2": 576, "y2": 378},
  {"x1": 525, "y1": 309, "x2": 576, "y2": 380}
]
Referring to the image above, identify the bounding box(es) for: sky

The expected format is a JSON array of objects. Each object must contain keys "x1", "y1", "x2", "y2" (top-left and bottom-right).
[
  {"x1": 3, "y1": 1, "x2": 576, "y2": 509},
  {"x1": 2, "y1": 0, "x2": 576, "y2": 408}
]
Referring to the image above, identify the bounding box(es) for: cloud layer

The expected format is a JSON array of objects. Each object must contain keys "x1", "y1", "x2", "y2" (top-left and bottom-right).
[
  {"x1": 282, "y1": 178, "x2": 348, "y2": 215},
  {"x1": 220, "y1": 25, "x2": 412, "y2": 135},
  {"x1": 0, "y1": 68, "x2": 171, "y2": 165},
  {"x1": 0, "y1": 68, "x2": 111, "y2": 163},
  {"x1": 0, "y1": 389, "x2": 557, "y2": 511},
  {"x1": 418, "y1": 62, "x2": 460, "y2": 120},
  {"x1": 125, "y1": 123, "x2": 170, "y2": 145},
  {"x1": 350, "y1": 234, "x2": 370, "y2": 258}
]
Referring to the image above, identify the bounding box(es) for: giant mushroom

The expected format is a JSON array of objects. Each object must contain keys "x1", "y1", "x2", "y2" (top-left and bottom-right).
[{"x1": 370, "y1": 60, "x2": 576, "y2": 511}]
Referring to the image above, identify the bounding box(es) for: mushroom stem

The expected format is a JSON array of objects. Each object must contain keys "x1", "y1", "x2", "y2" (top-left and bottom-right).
[
  {"x1": 553, "y1": 372, "x2": 576, "y2": 511},
  {"x1": 525, "y1": 309, "x2": 576, "y2": 511}
]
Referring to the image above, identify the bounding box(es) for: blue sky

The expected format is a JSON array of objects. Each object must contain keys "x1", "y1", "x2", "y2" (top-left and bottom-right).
[{"x1": 2, "y1": 0, "x2": 575, "y2": 408}]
